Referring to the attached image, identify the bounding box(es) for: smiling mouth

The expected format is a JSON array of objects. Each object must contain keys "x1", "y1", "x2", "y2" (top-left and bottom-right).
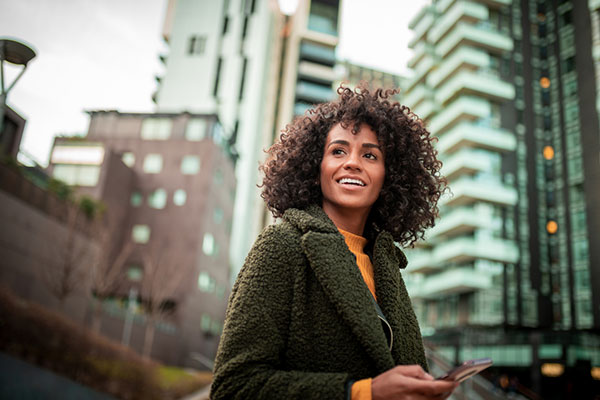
[{"x1": 338, "y1": 178, "x2": 366, "y2": 186}]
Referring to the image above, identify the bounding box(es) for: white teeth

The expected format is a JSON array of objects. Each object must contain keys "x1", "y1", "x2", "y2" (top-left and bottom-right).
[{"x1": 339, "y1": 178, "x2": 365, "y2": 186}]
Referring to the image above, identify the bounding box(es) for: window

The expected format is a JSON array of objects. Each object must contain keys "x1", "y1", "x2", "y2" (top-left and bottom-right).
[
  {"x1": 127, "y1": 265, "x2": 143, "y2": 282},
  {"x1": 211, "y1": 320, "x2": 222, "y2": 336},
  {"x1": 130, "y1": 191, "x2": 142, "y2": 207},
  {"x1": 201, "y1": 314, "x2": 212, "y2": 332},
  {"x1": 563, "y1": 56, "x2": 576, "y2": 73},
  {"x1": 132, "y1": 225, "x2": 151, "y2": 243},
  {"x1": 181, "y1": 155, "x2": 201, "y2": 174},
  {"x1": 122, "y1": 152, "x2": 135, "y2": 167},
  {"x1": 186, "y1": 118, "x2": 207, "y2": 141},
  {"x1": 214, "y1": 168, "x2": 224, "y2": 184},
  {"x1": 53, "y1": 164, "x2": 101, "y2": 187},
  {"x1": 143, "y1": 154, "x2": 163, "y2": 174},
  {"x1": 141, "y1": 118, "x2": 172, "y2": 140},
  {"x1": 241, "y1": 16, "x2": 249, "y2": 40},
  {"x1": 198, "y1": 271, "x2": 216, "y2": 292},
  {"x1": 308, "y1": 0, "x2": 339, "y2": 36},
  {"x1": 239, "y1": 57, "x2": 248, "y2": 100},
  {"x1": 203, "y1": 233, "x2": 215, "y2": 255},
  {"x1": 543, "y1": 146, "x2": 554, "y2": 160},
  {"x1": 173, "y1": 189, "x2": 187, "y2": 206},
  {"x1": 213, "y1": 57, "x2": 223, "y2": 97},
  {"x1": 148, "y1": 189, "x2": 167, "y2": 209},
  {"x1": 188, "y1": 35, "x2": 207, "y2": 55},
  {"x1": 214, "y1": 207, "x2": 224, "y2": 223},
  {"x1": 540, "y1": 77, "x2": 550, "y2": 88},
  {"x1": 222, "y1": 16, "x2": 229, "y2": 35}
]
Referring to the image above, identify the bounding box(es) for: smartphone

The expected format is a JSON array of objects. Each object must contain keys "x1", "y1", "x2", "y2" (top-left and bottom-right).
[{"x1": 436, "y1": 358, "x2": 493, "y2": 382}]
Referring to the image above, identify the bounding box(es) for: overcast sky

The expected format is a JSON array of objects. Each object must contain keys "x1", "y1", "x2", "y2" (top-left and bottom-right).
[{"x1": 1, "y1": 0, "x2": 428, "y2": 165}]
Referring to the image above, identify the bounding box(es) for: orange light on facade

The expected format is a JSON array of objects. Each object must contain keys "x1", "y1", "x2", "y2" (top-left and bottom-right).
[
  {"x1": 546, "y1": 220, "x2": 558, "y2": 234},
  {"x1": 540, "y1": 77, "x2": 551, "y2": 88},
  {"x1": 592, "y1": 367, "x2": 600, "y2": 380},
  {"x1": 543, "y1": 145, "x2": 554, "y2": 160},
  {"x1": 541, "y1": 363, "x2": 564, "y2": 377}
]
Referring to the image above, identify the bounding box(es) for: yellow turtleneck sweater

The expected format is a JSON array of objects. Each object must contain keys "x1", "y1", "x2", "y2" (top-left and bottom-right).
[{"x1": 338, "y1": 228, "x2": 374, "y2": 400}]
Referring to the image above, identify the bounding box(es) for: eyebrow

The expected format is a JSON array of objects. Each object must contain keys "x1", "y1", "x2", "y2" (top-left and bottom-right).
[{"x1": 327, "y1": 139, "x2": 382, "y2": 151}]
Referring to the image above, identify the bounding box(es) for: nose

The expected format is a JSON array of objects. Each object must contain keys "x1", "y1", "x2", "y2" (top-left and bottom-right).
[{"x1": 343, "y1": 151, "x2": 362, "y2": 170}]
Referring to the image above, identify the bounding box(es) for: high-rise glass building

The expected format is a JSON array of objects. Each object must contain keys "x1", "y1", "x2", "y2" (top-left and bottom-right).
[{"x1": 403, "y1": 0, "x2": 600, "y2": 397}]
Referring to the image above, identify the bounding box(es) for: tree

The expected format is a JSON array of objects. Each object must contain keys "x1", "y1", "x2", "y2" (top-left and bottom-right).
[
  {"x1": 42, "y1": 198, "x2": 96, "y2": 309},
  {"x1": 88, "y1": 227, "x2": 133, "y2": 333},
  {"x1": 139, "y1": 238, "x2": 193, "y2": 359}
]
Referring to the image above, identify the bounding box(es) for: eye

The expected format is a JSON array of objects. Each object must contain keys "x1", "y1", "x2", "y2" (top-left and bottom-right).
[
  {"x1": 332, "y1": 148, "x2": 346, "y2": 156},
  {"x1": 364, "y1": 152, "x2": 377, "y2": 160}
]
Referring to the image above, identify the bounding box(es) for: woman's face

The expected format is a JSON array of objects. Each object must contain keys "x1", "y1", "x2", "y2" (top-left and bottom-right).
[{"x1": 320, "y1": 123, "x2": 385, "y2": 217}]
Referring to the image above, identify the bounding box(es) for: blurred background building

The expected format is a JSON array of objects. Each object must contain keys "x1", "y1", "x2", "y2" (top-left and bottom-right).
[{"x1": 402, "y1": 0, "x2": 600, "y2": 397}]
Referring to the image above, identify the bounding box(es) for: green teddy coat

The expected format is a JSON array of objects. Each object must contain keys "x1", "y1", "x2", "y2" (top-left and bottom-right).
[{"x1": 211, "y1": 205, "x2": 427, "y2": 400}]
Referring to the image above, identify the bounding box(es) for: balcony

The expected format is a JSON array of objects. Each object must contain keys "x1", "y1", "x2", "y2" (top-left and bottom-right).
[
  {"x1": 433, "y1": 235, "x2": 518, "y2": 265},
  {"x1": 408, "y1": 42, "x2": 434, "y2": 69},
  {"x1": 428, "y1": 205, "x2": 493, "y2": 239},
  {"x1": 405, "y1": 55, "x2": 436, "y2": 92},
  {"x1": 435, "y1": 69, "x2": 515, "y2": 106},
  {"x1": 297, "y1": 61, "x2": 336, "y2": 84},
  {"x1": 429, "y1": 1, "x2": 488, "y2": 44},
  {"x1": 429, "y1": 96, "x2": 490, "y2": 135},
  {"x1": 427, "y1": 46, "x2": 489, "y2": 89},
  {"x1": 409, "y1": 12, "x2": 435, "y2": 48},
  {"x1": 404, "y1": 84, "x2": 431, "y2": 109},
  {"x1": 295, "y1": 81, "x2": 334, "y2": 104},
  {"x1": 307, "y1": 14, "x2": 338, "y2": 37},
  {"x1": 441, "y1": 148, "x2": 495, "y2": 180},
  {"x1": 413, "y1": 99, "x2": 437, "y2": 121},
  {"x1": 409, "y1": 4, "x2": 432, "y2": 29},
  {"x1": 441, "y1": 177, "x2": 517, "y2": 207},
  {"x1": 436, "y1": 22, "x2": 513, "y2": 58},
  {"x1": 299, "y1": 41, "x2": 336, "y2": 67},
  {"x1": 435, "y1": 0, "x2": 458, "y2": 14},
  {"x1": 407, "y1": 266, "x2": 494, "y2": 299},
  {"x1": 437, "y1": 122, "x2": 516, "y2": 154},
  {"x1": 406, "y1": 249, "x2": 442, "y2": 274},
  {"x1": 479, "y1": 0, "x2": 512, "y2": 8}
]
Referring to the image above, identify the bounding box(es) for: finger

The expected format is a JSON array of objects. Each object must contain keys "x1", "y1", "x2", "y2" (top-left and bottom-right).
[
  {"x1": 410, "y1": 378, "x2": 459, "y2": 396},
  {"x1": 394, "y1": 365, "x2": 427, "y2": 379}
]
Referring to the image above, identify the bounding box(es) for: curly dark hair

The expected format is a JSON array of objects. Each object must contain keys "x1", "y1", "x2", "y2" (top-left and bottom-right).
[{"x1": 260, "y1": 84, "x2": 446, "y2": 246}]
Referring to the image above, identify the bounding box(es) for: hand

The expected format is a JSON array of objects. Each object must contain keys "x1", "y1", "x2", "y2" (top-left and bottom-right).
[{"x1": 371, "y1": 365, "x2": 458, "y2": 400}]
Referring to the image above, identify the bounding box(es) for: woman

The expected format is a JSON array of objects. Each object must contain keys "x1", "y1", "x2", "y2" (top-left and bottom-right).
[{"x1": 211, "y1": 86, "x2": 456, "y2": 399}]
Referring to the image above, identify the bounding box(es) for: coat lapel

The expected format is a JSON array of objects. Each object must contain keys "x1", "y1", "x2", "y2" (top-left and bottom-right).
[
  {"x1": 285, "y1": 206, "x2": 395, "y2": 372},
  {"x1": 373, "y1": 233, "x2": 428, "y2": 370}
]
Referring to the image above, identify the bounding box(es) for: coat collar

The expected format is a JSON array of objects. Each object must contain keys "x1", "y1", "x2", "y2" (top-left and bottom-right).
[{"x1": 283, "y1": 205, "x2": 410, "y2": 372}]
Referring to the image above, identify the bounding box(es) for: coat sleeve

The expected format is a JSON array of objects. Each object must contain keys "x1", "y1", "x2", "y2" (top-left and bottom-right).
[{"x1": 210, "y1": 225, "x2": 352, "y2": 400}]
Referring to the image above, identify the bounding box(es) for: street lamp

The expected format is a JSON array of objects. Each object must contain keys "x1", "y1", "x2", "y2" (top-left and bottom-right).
[{"x1": 0, "y1": 38, "x2": 36, "y2": 137}]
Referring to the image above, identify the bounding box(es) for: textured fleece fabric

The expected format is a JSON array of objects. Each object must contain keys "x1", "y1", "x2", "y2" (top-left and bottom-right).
[{"x1": 210, "y1": 205, "x2": 427, "y2": 400}]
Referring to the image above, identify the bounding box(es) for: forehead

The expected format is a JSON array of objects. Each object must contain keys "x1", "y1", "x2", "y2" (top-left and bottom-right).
[{"x1": 325, "y1": 123, "x2": 379, "y2": 144}]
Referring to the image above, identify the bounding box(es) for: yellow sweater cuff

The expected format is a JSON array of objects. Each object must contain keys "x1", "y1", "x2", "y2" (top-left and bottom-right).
[{"x1": 351, "y1": 378, "x2": 372, "y2": 400}]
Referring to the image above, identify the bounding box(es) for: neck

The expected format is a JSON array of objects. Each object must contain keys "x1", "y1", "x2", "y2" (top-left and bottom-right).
[{"x1": 321, "y1": 203, "x2": 370, "y2": 237}]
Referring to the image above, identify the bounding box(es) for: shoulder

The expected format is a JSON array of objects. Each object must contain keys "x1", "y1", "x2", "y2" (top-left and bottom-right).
[{"x1": 239, "y1": 220, "x2": 305, "y2": 278}]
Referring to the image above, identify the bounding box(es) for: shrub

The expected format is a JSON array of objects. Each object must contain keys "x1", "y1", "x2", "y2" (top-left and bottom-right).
[{"x1": 0, "y1": 286, "x2": 209, "y2": 399}]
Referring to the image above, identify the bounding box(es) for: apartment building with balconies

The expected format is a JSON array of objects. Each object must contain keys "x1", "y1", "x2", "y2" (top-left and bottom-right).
[{"x1": 403, "y1": 0, "x2": 600, "y2": 397}]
